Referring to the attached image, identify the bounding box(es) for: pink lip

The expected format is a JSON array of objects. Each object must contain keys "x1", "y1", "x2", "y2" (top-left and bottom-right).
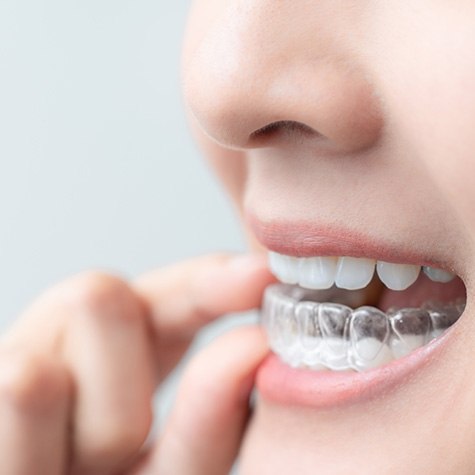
[
  {"x1": 247, "y1": 211, "x2": 444, "y2": 268},
  {"x1": 256, "y1": 330, "x2": 454, "y2": 408}
]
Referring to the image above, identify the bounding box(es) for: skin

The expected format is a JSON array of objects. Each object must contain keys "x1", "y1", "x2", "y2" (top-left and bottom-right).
[
  {"x1": 4, "y1": 1, "x2": 475, "y2": 474},
  {"x1": 182, "y1": 1, "x2": 475, "y2": 473},
  {"x1": 0, "y1": 256, "x2": 274, "y2": 474}
]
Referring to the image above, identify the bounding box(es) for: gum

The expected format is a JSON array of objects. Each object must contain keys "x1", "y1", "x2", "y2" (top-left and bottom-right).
[{"x1": 261, "y1": 284, "x2": 465, "y2": 372}]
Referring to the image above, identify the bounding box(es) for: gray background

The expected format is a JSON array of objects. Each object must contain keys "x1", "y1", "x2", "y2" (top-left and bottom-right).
[
  {"x1": 0, "y1": 1, "x2": 247, "y2": 325},
  {"x1": 0, "y1": 1, "x2": 258, "y2": 434}
]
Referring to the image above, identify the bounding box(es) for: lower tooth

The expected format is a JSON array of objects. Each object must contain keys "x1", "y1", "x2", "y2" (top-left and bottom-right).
[
  {"x1": 286, "y1": 347, "x2": 305, "y2": 368},
  {"x1": 349, "y1": 307, "x2": 389, "y2": 365},
  {"x1": 319, "y1": 304, "x2": 351, "y2": 339},
  {"x1": 281, "y1": 301, "x2": 299, "y2": 348},
  {"x1": 351, "y1": 339, "x2": 393, "y2": 370},
  {"x1": 425, "y1": 303, "x2": 461, "y2": 339},
  {"x1": 296, "y1": 302, "x2": 321, "y2": 350},
  {"x1": 389, "y1": 308, "x2": 431, "y2": 358},
  {"x1": 320, "y1": 343, "x2": 352, "y2": 370},
  {"x1": 262, "y1": 284, "x2": 464, "y2": 372},
  {"x1": 318, "y1": 303, "x2": 353, "y2": 370}
]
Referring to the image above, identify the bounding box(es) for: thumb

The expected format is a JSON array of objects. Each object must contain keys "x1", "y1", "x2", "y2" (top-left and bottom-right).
[{"x1": 135, "y1": 326, "x2": 268, "y2": 475}]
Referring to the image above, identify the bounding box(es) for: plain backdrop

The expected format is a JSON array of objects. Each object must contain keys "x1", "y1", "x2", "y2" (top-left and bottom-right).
[
  {"x1": 0, "y1": 1, "x2": 248, "y2": 325},
  {"x1": 0, "y1": 2, "x2": 258, "y2": 433}
]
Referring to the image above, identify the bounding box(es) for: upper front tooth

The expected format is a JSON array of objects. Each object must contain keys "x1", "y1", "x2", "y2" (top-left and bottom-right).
[
  {"x1": 299, "y1": 256, "x2": 338, "y2": 289},
  {"x1": 269, "y1": 252, "x2": 427, "y2": 292},
  {"x1": 268, "y1": 252, "x2": 300, "y2": 284},
  {"x1": 423, "y1": 266, "x2": 455, "y2": 283},
  {"x1": 376, "y1": 261, "x2": 421, "y2": 291},
  {"x1": 335, "y1": 257, "x2": 376, "y2": 290}
]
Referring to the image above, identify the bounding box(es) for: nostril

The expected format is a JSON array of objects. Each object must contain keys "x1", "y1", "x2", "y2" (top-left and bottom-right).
[{"x1": 249, "y1": 120, "x2": 323, "y2": 146}]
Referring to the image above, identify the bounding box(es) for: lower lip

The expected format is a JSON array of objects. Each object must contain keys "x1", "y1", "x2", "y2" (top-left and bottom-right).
[{"x1": 256, "y1": 331, "x2": 452, "y2": 408}]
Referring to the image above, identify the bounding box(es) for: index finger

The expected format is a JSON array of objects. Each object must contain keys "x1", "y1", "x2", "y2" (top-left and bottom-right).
[{"x1": 132, "y1": 252, "x2": 274, "y2": 337}]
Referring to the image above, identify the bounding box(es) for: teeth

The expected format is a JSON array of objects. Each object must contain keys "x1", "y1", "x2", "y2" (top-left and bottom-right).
[
  {"x1": 389, "y1": 308, "x2": 431, "y2": 358},
  {"x1": 319, "y1": 303, "x2": 352, "y2": 358},
  {"x1": 262, "y1": 284, "x2": 465, "y2": 372},
  {"x1": 349, "y1": 306, "x2": 393, "y2": 370},
  {"x1": 296, "y1": 302, "x2": 321, "y2": 350},
  {"x1": 268, "y1": 252, "x2": 338, "y2": 289},
  {"x1": 352, "y1": 339, "x2": 394, "y2": 370},
  {"x1": 268, "y1": 252, "x2": 457, "y2": 292},
  {"x1": 376, "y1": 261, "x2": 420, "y2": 291},
  {"x1": 423, "y1": 301, "x2": 461, "y2": 339},
  {"x1": 335, "y1": 257, "x2": 375, "y2": 290},
  {"x1": 423, "y1": 266, "x2": 455, "y2": 283},
  {"x1": 268, "y1": 252, "x2": 300, "y2": 284},
  {"x1": 299, "y1": 257, "x2": 338, "y2": 289}
]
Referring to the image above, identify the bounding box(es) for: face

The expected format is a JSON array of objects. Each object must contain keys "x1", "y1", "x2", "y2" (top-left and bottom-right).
[{"x1": 183, "y1": 2, "x2": 475, "y2": 473}]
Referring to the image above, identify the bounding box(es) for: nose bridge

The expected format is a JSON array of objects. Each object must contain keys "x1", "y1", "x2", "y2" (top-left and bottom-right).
[{"x1": 184, "y1": 1, "x2": 383, "y2": 153}]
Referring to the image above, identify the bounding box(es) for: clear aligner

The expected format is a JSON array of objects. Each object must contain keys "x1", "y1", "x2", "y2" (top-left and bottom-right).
[{"x1": 261, "y1": 284, "x2": 466, "y2": 372}]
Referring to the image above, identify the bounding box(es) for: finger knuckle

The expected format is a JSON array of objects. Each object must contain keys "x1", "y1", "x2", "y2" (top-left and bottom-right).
[
  {"x1": 83, "y1": 414, "x2": 152, "y2": 463},
  {"x1": 70, "y1": 271, "x2": 130, "y2": 308},
  {"x1": 63, "y1": 271, "x2": 144, "y2": 324},
  {"x1": 0, "y1": 353, "x2": 70, "y2": 412}
]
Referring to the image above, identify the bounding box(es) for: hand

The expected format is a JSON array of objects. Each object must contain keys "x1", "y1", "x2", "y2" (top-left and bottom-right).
[{"x1": 0, "y1": 253, "x2": 274, "y2": 475}]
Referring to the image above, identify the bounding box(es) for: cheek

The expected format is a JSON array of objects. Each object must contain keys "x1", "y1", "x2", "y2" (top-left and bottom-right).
[
  {"x1": 191, "y1": 120, "x2": 267, "y2": 251},
  {"x1": 189, "y1": 115, "x2": 248, "y2": 205},
  {"x1": 367, "y1": 3, "x2": 475, "y2": 235},
  {"x1": 189, "y1": 116, "x2": 267, "y2": 251}
]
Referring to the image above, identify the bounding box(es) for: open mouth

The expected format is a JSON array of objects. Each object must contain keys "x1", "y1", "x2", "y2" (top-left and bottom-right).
[{"x1": 262, "y1": 252, "x2": 466, "y2": 372}]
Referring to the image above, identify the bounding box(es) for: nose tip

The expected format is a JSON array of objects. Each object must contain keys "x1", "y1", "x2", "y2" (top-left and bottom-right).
[{"x1": 183, "y1": 5, "x2": 384, "y2": 154}]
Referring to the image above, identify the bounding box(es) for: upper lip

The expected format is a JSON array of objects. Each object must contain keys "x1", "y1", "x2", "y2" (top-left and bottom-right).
[{"x1": 246, "y1": 211, "x2": 455, "y2": 271}]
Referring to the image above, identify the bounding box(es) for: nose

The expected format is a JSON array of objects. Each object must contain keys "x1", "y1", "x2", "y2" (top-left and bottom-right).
[{"x1": 183, "y1": 1, "x2": 383, "y2": 154}]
